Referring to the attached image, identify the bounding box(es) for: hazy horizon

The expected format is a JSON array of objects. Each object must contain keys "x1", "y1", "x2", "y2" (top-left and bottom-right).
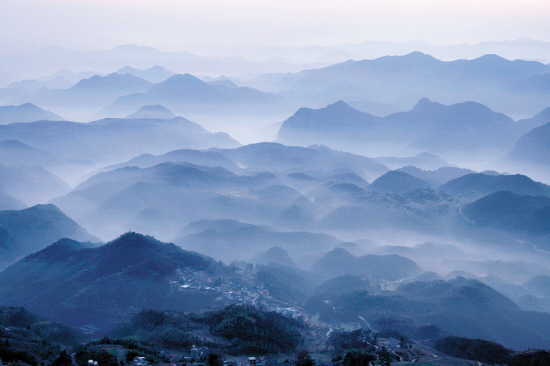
[{"x1": 2, "y1": 0, "x2": 550, "y2": 57}]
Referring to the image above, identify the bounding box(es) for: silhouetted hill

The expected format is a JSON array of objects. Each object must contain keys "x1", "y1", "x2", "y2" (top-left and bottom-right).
[
  {"x1": 0, "y1": 103, "x2": 62, "y2": 124},
  {"x1": 319, "y1": 196, "x2": 448, "y2": 233},
  {"x1": 0, "y1": 116, "x2": 239, "y2": 166},
  {"x1": 524, "y1": 276, "x2": 550, "y2": 298},
  {"x1": 0, "y1": 232, "x2": 224, "y2": 330},
  {"x1": 508, "y1": 120, "x2": 550, "y2": 165},
  {"x1": 0, "y1": 227, "x2": 18, "y2": 268},
  {"x1": 0, "y1": 204, "x2": 98, "y2": 266},
  {"x1": 125, "y1": 104, "x2": 175, "y2": 119},
  {"x1": 320, "y1": 277, "x2": 550, "y2": 350},
  {"x1": 368, "y1": 170, "x2": 432, "y2": 193},
  {"x1": 311, "y1": 248, "x2": 421, "y2": 281},
  {"x1": 102, "y1": 73, "x2": 284, "y2": 117},
  {"x1": 0, "y1": 189, "x2": 26, "y2": 211},
  {"x1": 101, "y1": 148, "x2": 239, "y2": 172},
  {"x1": 392, "y1": 99, "x2": 517, "y2": 153},
  {"x1": 175, "y1": 219, "x2": 337, "y2": 267},
  {"x1": 251, "y1": 246, "x2": 297, "y2": 267},
  {"x1": 115, "y1": 65, "x2": 174, "y2": 83},
  {"x1": 16, "y1": 73, "x2": 154, "y2": 112},
  {"x1": 313, "y1": 274, "x2": 371, "y2": 296},
  {"x1": 439, "y1": 173, "x2": 550, "y2": 200},
  {"x1": 277, "y1": 101, "x2": 378, "y2": 145},
  {"x1": 0, "y1": 139, "x2": 60, "y2": 166},
  {"x1": 277, "y1": 98, "x2": 518, "y2": 154},
  {"x1": 463, "y1": 191, "x2": 550, "y2": 235},
  {"x1": 0, "y1": 163, "x2": 71, "y2": 205},
  {"x1": 0, "y1": 305, "x2": 86, "y2": 365},
  {"x1": 374, "y1": 152, "x2": 448, "y2": 170},
  {"x1": 7, "y1": 76, "x2": 74, "y2": 92},
  {"x1": 515, "y1": 107, "x2": 550, "y2": 134},
  {"x1": 52, "y1": 161, "x2": 298, "y2": 239},
  {"x1": 191, "y1": 304, "x2": 305, "y2": 354},
  {"x1": 69, "y1": 72, "x2": 153, "y2": 94},
  {"x1": 398, "y1": 166, "x2": 476, "y2": 186},
  {"x1": 212, "y1": 143, "x2": 387, "y2": 180},
  {"x1": 273, "y1": 52, "x2": 550, "y2": 117}
]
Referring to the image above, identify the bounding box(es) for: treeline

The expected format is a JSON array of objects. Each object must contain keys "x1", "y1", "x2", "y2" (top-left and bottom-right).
[
  {"x1": 191, "y1": 304, "x2": 305, "y2": 354},
  {"x1": 109, "y1": 309, "x2": 210, "y2": 350},
  {"x1": 0, "y1": 306, "x2": 85, "y2": 366},
  {"x1": 328, "y1": 329, "x2": 395, "y2": 366},
  {"x1": 107, "y1": 305, "x2": 305, "y2": 355},
  {"x1": 74, "y1": 337, "x2": 161, "y2": 366},
  {"x1": 435, "y1": 336, "x2": 550, "y2": 365}
]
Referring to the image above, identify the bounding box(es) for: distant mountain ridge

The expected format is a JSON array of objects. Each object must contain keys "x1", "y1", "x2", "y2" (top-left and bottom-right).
[
  {"x1": 269, "y1": 52, "x2": 550, "y2": 118},
  {"x1": 115, "y1": 65, "x2": 174, "y2": 83},
  {"x1": 277, "y1": 98, "x2": 520, "y2": 155},
  {"x1": 439, "y1": 173, "x2": 550, "y2": 200},
  {"x1": 101, "y1": 73, "x2": 285, "y2": 117},
  {"x1": 368, "y1": 170, "x2": 432, "y2": 194},
  {"x1": 125, "y1": 104, "x2": 175, "y2": 119},
  {"x1": 0, "y1": 103, "x2": 62, "y2": 124},
  {"x1": 311, "y1": 247, "x2": 422, "y2": 281},
  {"x1": 0, "y1": 116, "x2": 239, "y2": 165}
]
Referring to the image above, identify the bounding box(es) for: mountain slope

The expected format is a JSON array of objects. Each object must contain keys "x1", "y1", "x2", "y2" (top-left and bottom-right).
[
  {"x1": 0, "y1": 163, "x2": 71, "y2": 205},
  {"x1": 311, "y1": 247, "x2": 422, "y2": 281},
  {"x1": 212, "y1": 142, "x2": 388, "y2": 180},
  {"x1": 508, "y1": 120, "x2": 550, "y2": 165},
  {"x1": 101, "y1": 73, "x2": 285, "y2": 117},
  {"x1": 115, "y1": 65, "x2": 174, "y2": 83},
  {"x1": 277, "y1": 98, "x2": 519, "y2": 155},
  {"x1": 0, "y1": 232, "x2": 223, "y2": 330},
  {"x1": 16, "y1": 73, "x2": 154, "y2": 112},
  {"x1": 439, "y1": 173, "x2": 550, "y2": 200},
  {"x1": 0, "y1": 117, "x2": 239, "y2": 166},
  {"x1": 462, "y1": 191, "x2": 550, "y2": 236},
  {"x1": 0, "y1": 103, "x2": 63, "y2": 124},
  {"x1": 277, "y1": 101, "x2": 378, "y2": 145},
  {"x1": 175, "y1": 219, "x2": 338, "y2": 267},
  {"x1": 272, "y1": 52, "x2": 550, "y2": 117},
  {"x1": 0, "y1": 204, "x2": 98, "y2": 261},
  {"x1": 125, "y1": 104, "x2": 175, "y2": 119},
  {"x1": 368, "y1": 170, "x2": 432, "y2": 193}
]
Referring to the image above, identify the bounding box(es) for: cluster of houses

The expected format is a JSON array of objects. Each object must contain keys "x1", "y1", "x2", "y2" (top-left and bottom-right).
[
  {"x1": 171, "y1": 268, "x2": 271, "y2": 307},
  {"x1": 163, "y1": 346, "x2": 268, "y2": 366}
]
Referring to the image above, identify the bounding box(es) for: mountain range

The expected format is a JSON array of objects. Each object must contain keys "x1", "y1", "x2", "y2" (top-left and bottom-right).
[
  {"x1": 174, "y1": 219, "x2": 338, "y2": 267},
  {"x1": 100, "y1": 73, "x2": 285, "y2": 117},
  {"x1": 0, "y1": 114, "x2": 239, "y2": 174},
  {"x1": 263, "y1": 52, "x2": 550, "y2": 118},
  {"x1": 277, "y1": 98, "x2": 532, "y2": 157}
]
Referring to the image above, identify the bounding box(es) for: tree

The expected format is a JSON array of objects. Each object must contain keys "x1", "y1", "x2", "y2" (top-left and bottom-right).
[
  {"x1": 295, "y1": 350, "x2": 314, "y2": 366},
  {"x1": 343, "y1": 349, "x2": 375, "y2": 366},
  {"x1": 208, "y1": 353, "x2": 223, "y2": 366}
]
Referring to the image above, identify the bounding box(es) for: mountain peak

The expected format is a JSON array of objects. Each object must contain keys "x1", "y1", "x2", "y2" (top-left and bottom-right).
[
  {"x1": 125, "y1": 104, "x2": 175, "y2": 119},
  {"x1": 411, "y1": 97, "x2": 436, "y2": 111},
  {"x1": 70, "y1": 72, "x2": 152, "y2": 91},
  {"x1": 327, "y1": 100, "x2": 351, "y2": 109}
]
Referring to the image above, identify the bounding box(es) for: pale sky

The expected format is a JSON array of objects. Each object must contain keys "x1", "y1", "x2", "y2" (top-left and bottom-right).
[{"x1": 1, "y1": 0, "x2": 550, "y2": 53}]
